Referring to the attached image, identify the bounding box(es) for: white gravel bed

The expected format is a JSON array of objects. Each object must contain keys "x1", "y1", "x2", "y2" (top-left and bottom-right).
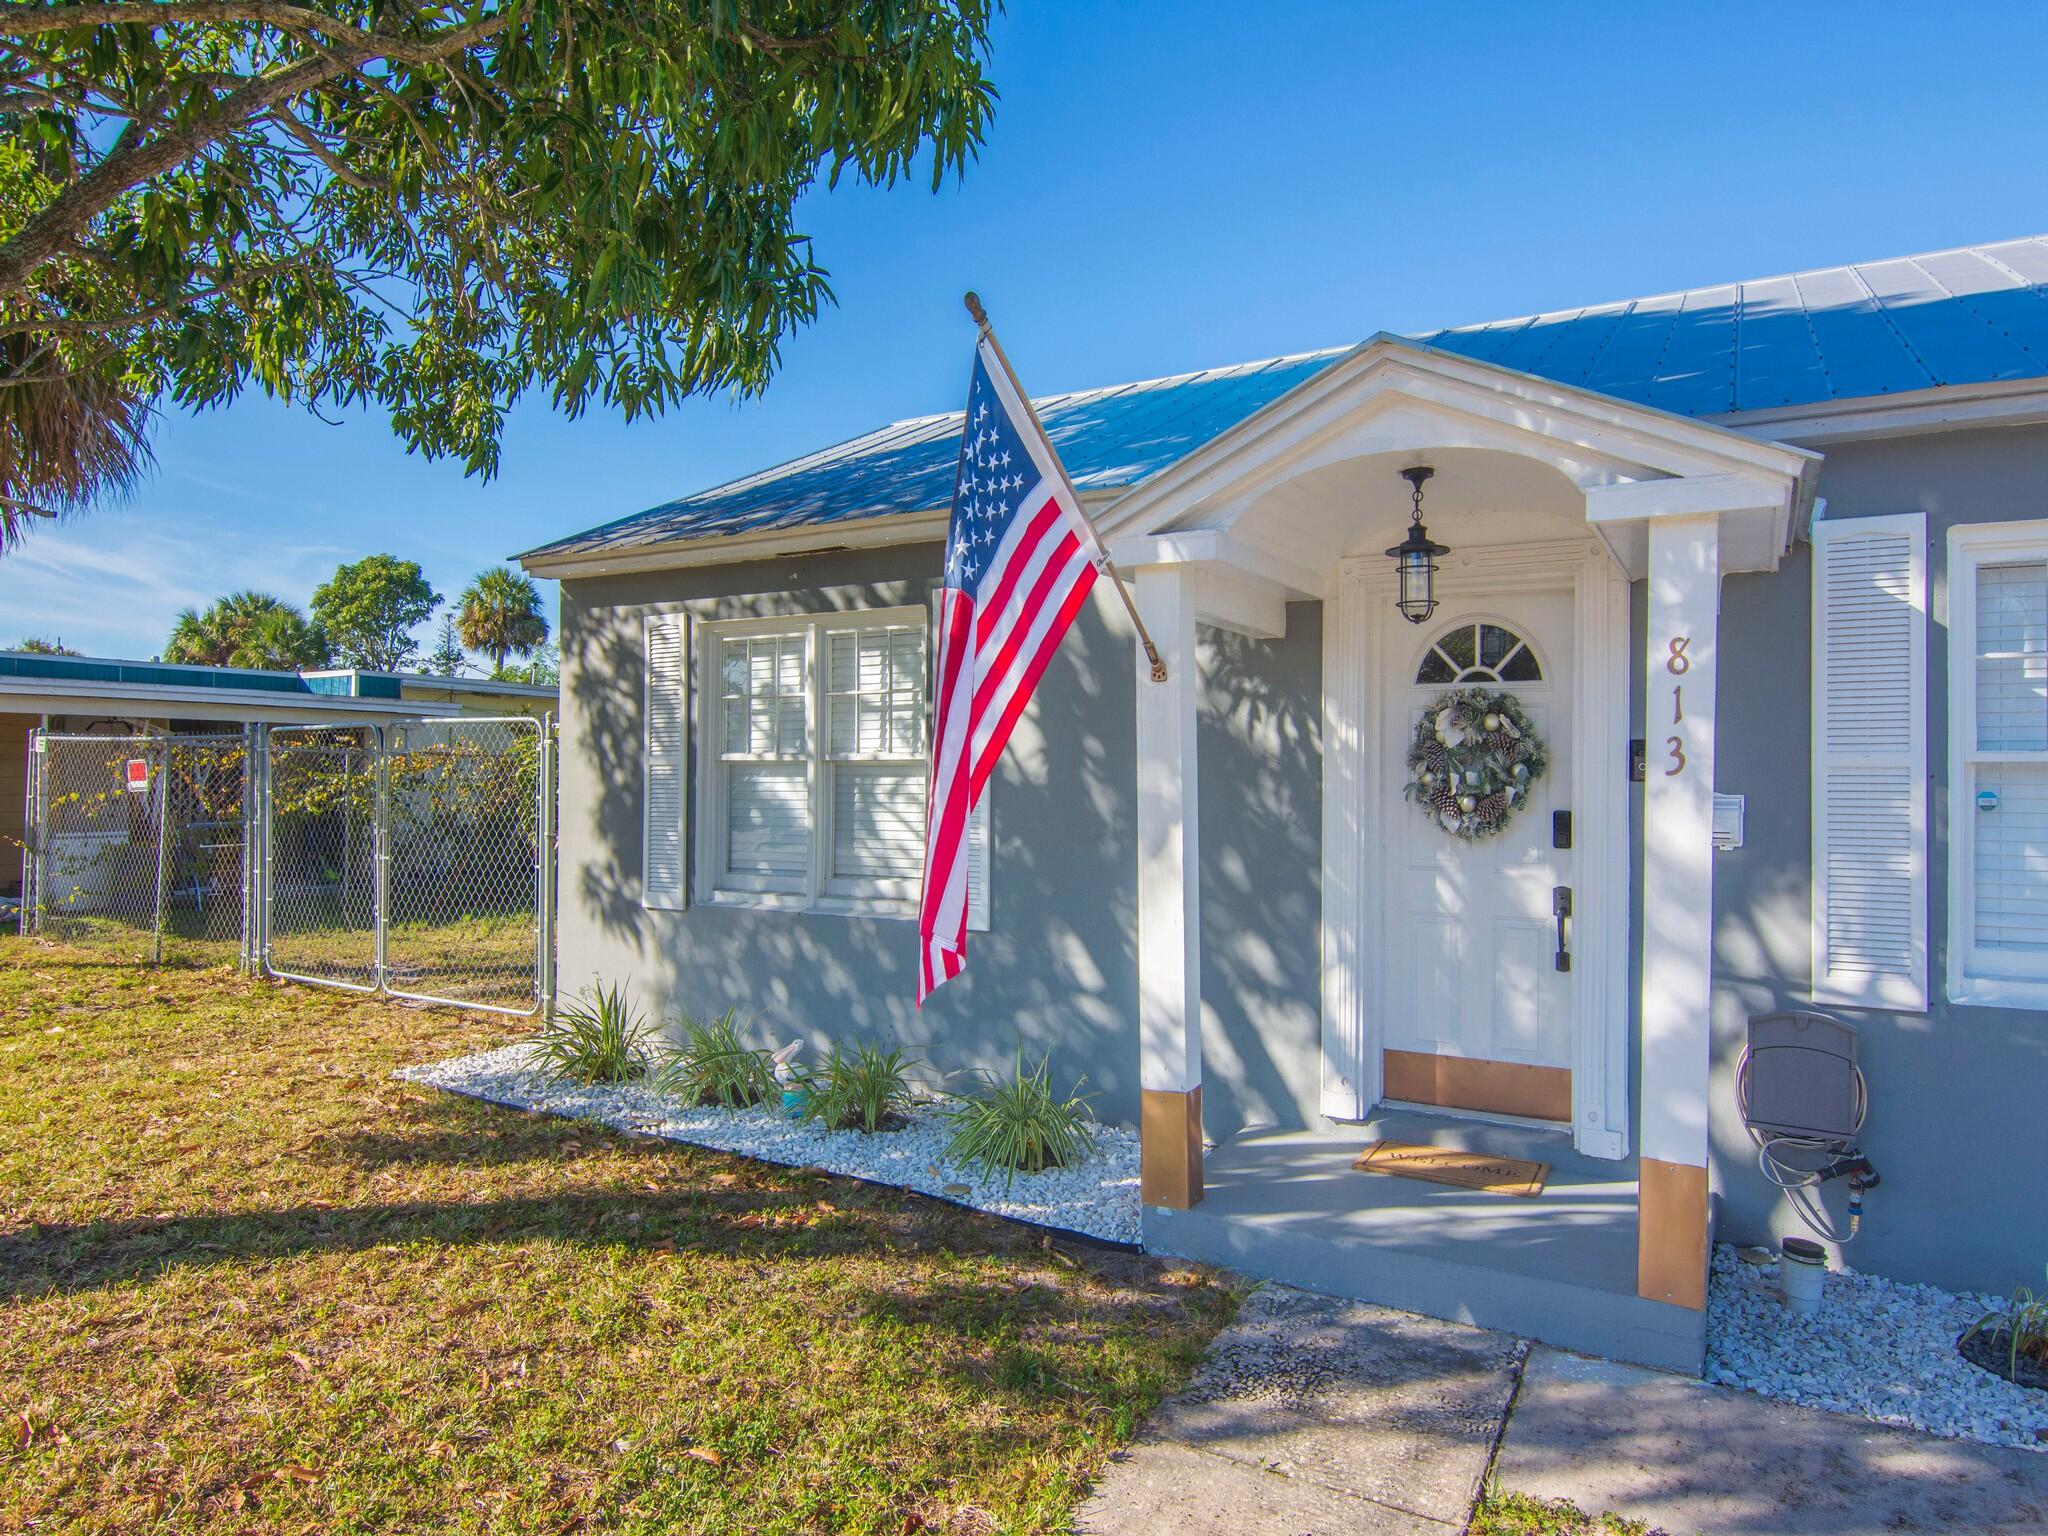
[
  {"x1": 395, "y1": 1043, "x2": 1142, "y2": 1245},
  {"x1": 1706, "y1": 1243, "x2": 2048, "y2": 1451}
]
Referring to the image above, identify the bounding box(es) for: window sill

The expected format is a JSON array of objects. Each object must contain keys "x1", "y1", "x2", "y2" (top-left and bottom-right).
[
  {"x1": 1949, "y1": 975, "x2": 2048, "y2": 1011},
  {"x1": 697, "y1": 889, "x2": 917, "y2": 923}
]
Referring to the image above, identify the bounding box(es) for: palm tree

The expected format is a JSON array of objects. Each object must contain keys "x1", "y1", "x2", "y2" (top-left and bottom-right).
[
  {"x1": 0, "y1": 333, "x2": 154, "y2": 553},
  {"x1": 456, "y1": 566, "x2": 550, "y2": 673},
  {"x1": 230, "y1": 605, "x2": 331, "y2": 670},
  {"x1": 165, "y1": 592, "x2": 329, "y2": 669}
]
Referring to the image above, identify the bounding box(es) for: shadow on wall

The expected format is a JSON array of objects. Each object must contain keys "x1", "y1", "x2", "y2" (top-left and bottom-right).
[
  {"x1": 1197, "y1": 603, "x2": 1325, "y2": 1139},
  {"x1": 561, "y1": 559, "x2": 1147, "y2": 1126},
  {"x1": 1708, "y1": 550, "x2": 2048, "y2": 1295}
]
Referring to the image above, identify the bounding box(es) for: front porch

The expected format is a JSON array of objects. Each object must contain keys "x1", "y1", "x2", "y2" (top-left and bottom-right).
[
  {"x1": 1144, "y1": 1111, "x2": 1704, "y2": 1372},
  {"x1": 1092, "y1": 336, "x2": 1819, "y2": 1362}
]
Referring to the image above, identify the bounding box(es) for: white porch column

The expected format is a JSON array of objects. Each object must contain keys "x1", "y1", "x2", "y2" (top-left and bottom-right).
[
  {"x1": 1134, "y1": 566, "x2": 1202, "y2": 1208},
  {"x1": 1639, "y1": 514, "x2": 1720, "y2": 1310}
]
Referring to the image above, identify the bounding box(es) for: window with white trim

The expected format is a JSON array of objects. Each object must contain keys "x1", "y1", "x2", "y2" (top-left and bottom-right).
[
  {"x1": 1948, "y1": 521, "x2": 2048, "y2": 1007},
  {"x1": 698, "y1": 612, "x2": 920, "y2": 908},
  {"x1": 695, "y1": 609, "x2": 989, "y2": 925}
]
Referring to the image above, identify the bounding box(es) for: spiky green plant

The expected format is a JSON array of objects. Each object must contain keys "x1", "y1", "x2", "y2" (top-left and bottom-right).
[
  {"x1": 941, "y1": 1054, "x2": 1097, "y2": 1189},
  {"x1": 1965, "y1": 1265, "x2": 2048, "y2": 1379},
  {"x1": 530, "y1": 981, "x2": 652, "y2": 1085},
  {"x1": 797, "y1": 1040, "x2": 922, "y2": 1134},
  {"x1": 652, "y1": 1008, "x2": 778, "y2": 1108}
]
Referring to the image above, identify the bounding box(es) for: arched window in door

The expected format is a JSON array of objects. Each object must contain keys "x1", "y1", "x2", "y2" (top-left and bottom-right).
[{"x1": 1415, "y1": 621, "x2": 1543, "y2": 684}]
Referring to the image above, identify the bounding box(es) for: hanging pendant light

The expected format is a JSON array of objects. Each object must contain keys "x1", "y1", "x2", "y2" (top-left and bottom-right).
[{"x1": 1385, "y1": 465, "x2": 1449, "y2": 625}]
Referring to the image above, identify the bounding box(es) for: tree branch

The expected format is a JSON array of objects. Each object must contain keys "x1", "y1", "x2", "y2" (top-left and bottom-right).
[
  {"x1": 0, "y1": 11, "x2": 508, "y2": 299},
  {"x1": 268, "y1": 103, "x2": 380, "y2": 189},
  {"x1": 0, "y1": 0, "x2": 490, "y2": 64}
]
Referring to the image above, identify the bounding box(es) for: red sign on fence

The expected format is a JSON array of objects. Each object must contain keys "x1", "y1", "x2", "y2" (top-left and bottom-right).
[{"x1": 123, "y1": 758, "x2": 150, "y2": 794}]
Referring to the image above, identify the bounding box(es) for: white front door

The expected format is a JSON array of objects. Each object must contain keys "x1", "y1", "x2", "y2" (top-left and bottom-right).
[{"x1": 1375, "y1": 589, "x2": 1576, "y2": 1121}]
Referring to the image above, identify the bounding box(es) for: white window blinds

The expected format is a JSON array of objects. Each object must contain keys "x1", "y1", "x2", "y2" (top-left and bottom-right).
[
  {"x1": 1809, "y1": 513, "x2": 1926, "y2": 1010},
  {"x1": 642, "y1": 613, "x2": 688, "y2": 910}
]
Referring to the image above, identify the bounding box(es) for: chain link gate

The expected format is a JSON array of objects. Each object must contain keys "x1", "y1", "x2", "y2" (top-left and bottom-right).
[
  {"x1": 256, "y1": 717, "x2": 554, "y2": 1016},
  {"x1": 19, "y1": 730, "x2": 256, "y2": 966}
]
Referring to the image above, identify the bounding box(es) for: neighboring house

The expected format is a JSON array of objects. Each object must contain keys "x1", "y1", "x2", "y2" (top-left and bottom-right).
[
  {"x1": 522, "y1": 236, "x2": 2048, "y2": 1374},
  {"x1": 1, "y1": 652, "x2": 555, "y2": 903}
]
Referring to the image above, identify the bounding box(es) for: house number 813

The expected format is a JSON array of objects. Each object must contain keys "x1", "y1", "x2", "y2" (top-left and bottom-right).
[{"x1": 1664, "y1": 634, "x2": 1692, "y2": 776}]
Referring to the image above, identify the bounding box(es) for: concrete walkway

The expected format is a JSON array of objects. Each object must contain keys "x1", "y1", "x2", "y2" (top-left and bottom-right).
[
  {"x1": 1498, "y1": 1347, "x2": 2048, "y2": 1535},
  {"x1": 1077, "y1": 1284, "x2": 2048, "y2": 1536},
  {"x1": 1076, "y1": 1286, "x2": 1525, "y2": 1534}
]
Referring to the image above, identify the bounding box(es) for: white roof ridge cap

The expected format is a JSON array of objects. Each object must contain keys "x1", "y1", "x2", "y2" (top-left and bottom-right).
[{"x1": 1427, "y1": 233, "x2": 2048, "y2": 338}]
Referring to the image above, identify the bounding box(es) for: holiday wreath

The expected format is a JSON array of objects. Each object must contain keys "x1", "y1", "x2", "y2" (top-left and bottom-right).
[{"x1": 1404, "y1": 686, "x2": 1549, "y2": 840}]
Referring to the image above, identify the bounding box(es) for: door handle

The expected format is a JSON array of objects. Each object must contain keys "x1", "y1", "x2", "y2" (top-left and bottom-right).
[{"x1": 1552, "y1": 886, "x2": 1573, "y2": 972}]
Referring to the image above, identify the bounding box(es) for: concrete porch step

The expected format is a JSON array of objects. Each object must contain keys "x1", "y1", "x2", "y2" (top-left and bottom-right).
[{"x1": 1143, "y1": 1119, "x2": 1704, "y2": 1374}]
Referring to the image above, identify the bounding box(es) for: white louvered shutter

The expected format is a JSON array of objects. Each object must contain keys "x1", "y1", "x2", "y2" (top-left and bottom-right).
[
  {"x1": 642, "y1": 614, "x2": 688, "y2": 910},
  {"x1": 1810, "y1": 514, "x2": 1926, "y2": 1010},
  {"x1": 933, "y1": 590, "x2": 991, "y2": 933}
]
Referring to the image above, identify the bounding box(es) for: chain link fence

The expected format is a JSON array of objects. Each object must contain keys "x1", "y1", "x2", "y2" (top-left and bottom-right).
[
  {"x1": 261, "y1": 725, "x2": 380, "y2": 992},
  {"x1": 19, "y1": 731, "x2": 253, "y2": 966},
  {"x1": 19, "y1": 717, "x2": 554, "y2": 1016}
]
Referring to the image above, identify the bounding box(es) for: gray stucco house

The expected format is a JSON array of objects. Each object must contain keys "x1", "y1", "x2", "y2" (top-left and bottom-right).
[{"x1": 521, "y1": 236, "x2": 2048, "y2": 1372}]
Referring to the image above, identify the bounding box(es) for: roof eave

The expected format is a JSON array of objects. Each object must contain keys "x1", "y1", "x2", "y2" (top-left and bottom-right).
[
  {"x1": 519, "y1": 507, "x2": 954, "y2": 579},
  {"x1": 1714, "y1": 376, "x2": 2048, "y2": 445},
  {"x1": 522, "y1": 485, "x2": 1129, "y2": 580},
  {"x1": 1, "y1": 678, "x2": 460, "y2": 718}
]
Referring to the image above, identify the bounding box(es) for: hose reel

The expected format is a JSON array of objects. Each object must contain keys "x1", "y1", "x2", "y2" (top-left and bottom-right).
[{"x1": 1736, "y1": 1011, "x2": 1879, "y2": 1243}]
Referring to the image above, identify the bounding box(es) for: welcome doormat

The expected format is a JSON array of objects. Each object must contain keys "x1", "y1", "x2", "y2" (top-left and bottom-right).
[{"x1": 1352, "y1": 1140, "x2": 1550, "y2": 1198}]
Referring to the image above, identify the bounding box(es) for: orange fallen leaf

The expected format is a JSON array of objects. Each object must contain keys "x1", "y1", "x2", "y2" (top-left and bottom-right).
[
  {"x1": 682, "y1": 1446, "x2": 723, "y2": 1466},
  {"x1": 272, "y1": 1465, "x2": 321, "y2": 1483}
]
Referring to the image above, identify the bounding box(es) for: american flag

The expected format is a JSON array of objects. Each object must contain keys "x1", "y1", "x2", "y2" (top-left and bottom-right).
[{"x1": 918, "y1": 335, "x2": 1102, "y2": 1002}]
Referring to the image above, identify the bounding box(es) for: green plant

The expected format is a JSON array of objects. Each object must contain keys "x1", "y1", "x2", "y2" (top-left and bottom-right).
[
  {"x1": 1470, "y1": 1486, "x2": 1653, "y2": 1535},
  {"x1": 530, "y1": 981, "x2": 652, "y2": 1085},
  {"x1": 941, "y1": 1053, "x2": 1098, "y2": 1188},
  {"x1": 653, "y1": 1009, "x2": 778, "y2": 1109},
  {"x1": 1964, "y1": 1266, "x2": 2048, "y2": 1379},
  {"x1": 797, "y1": 1040, "x2": 922, "y2": 1134}
]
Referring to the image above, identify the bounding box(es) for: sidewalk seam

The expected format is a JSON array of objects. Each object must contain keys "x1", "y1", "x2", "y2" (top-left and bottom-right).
[{"x1": 1464, "y1": 1335, "x2": 1534, "y2": 1536}]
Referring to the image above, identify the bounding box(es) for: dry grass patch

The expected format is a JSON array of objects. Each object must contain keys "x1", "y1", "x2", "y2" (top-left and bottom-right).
[{"x1": 0, "y1": 943, "x2": 1235, "y2": 1533}]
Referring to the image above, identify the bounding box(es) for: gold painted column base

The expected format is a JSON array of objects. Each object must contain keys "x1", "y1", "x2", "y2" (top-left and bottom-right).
[
  {"x1": 1637, "y1": 1156, "x2": 1709, "y2": 1309},
  {"x1": 1140, "y1": 1086, "x2": 1203, "y2": 1208}
]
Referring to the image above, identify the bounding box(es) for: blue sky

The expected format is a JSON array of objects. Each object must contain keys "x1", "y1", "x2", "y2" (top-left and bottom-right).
[{"x1": 9, "y1": 0, "x2": 2048, "y2": 660}]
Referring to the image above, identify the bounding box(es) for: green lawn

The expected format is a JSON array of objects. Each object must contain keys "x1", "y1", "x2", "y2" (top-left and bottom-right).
[
  {"x1": 0, "y1": 943, "x2": 1235, "y2": 1534},
  {"x1": 1472, "y1": 1489, "x2": 1661, "y2": 1536}
]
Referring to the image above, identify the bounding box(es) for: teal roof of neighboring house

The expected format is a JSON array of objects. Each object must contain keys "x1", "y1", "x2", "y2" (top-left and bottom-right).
[
  {"x1": 0, "y1": 654, "x2": 555, "y2": 716},
  {"x1": 525, "y1": 235, "x2": 2048, "y2": 564}
]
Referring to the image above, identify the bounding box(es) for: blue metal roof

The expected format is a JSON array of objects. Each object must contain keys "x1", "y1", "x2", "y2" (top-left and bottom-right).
[
  {"x1": 1416, "y1": 236, "x2": 2048, "y2": 417},
  {"x1": 528, "y1": 236, "x2": 2048, "y2": 562},
  {"x1": 527, "y1": 348, "x2": 1343, "y2": 561}
]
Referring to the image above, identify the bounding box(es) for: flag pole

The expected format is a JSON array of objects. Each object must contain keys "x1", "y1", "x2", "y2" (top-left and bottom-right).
[{"x1": 963, "y1": 291, "x2": 1170, "y2": 683}]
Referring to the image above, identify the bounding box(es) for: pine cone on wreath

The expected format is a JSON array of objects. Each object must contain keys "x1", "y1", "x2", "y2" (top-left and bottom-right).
[{"x1": 1430, "y1": 780, "x2": 1461, "y2": 821}]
